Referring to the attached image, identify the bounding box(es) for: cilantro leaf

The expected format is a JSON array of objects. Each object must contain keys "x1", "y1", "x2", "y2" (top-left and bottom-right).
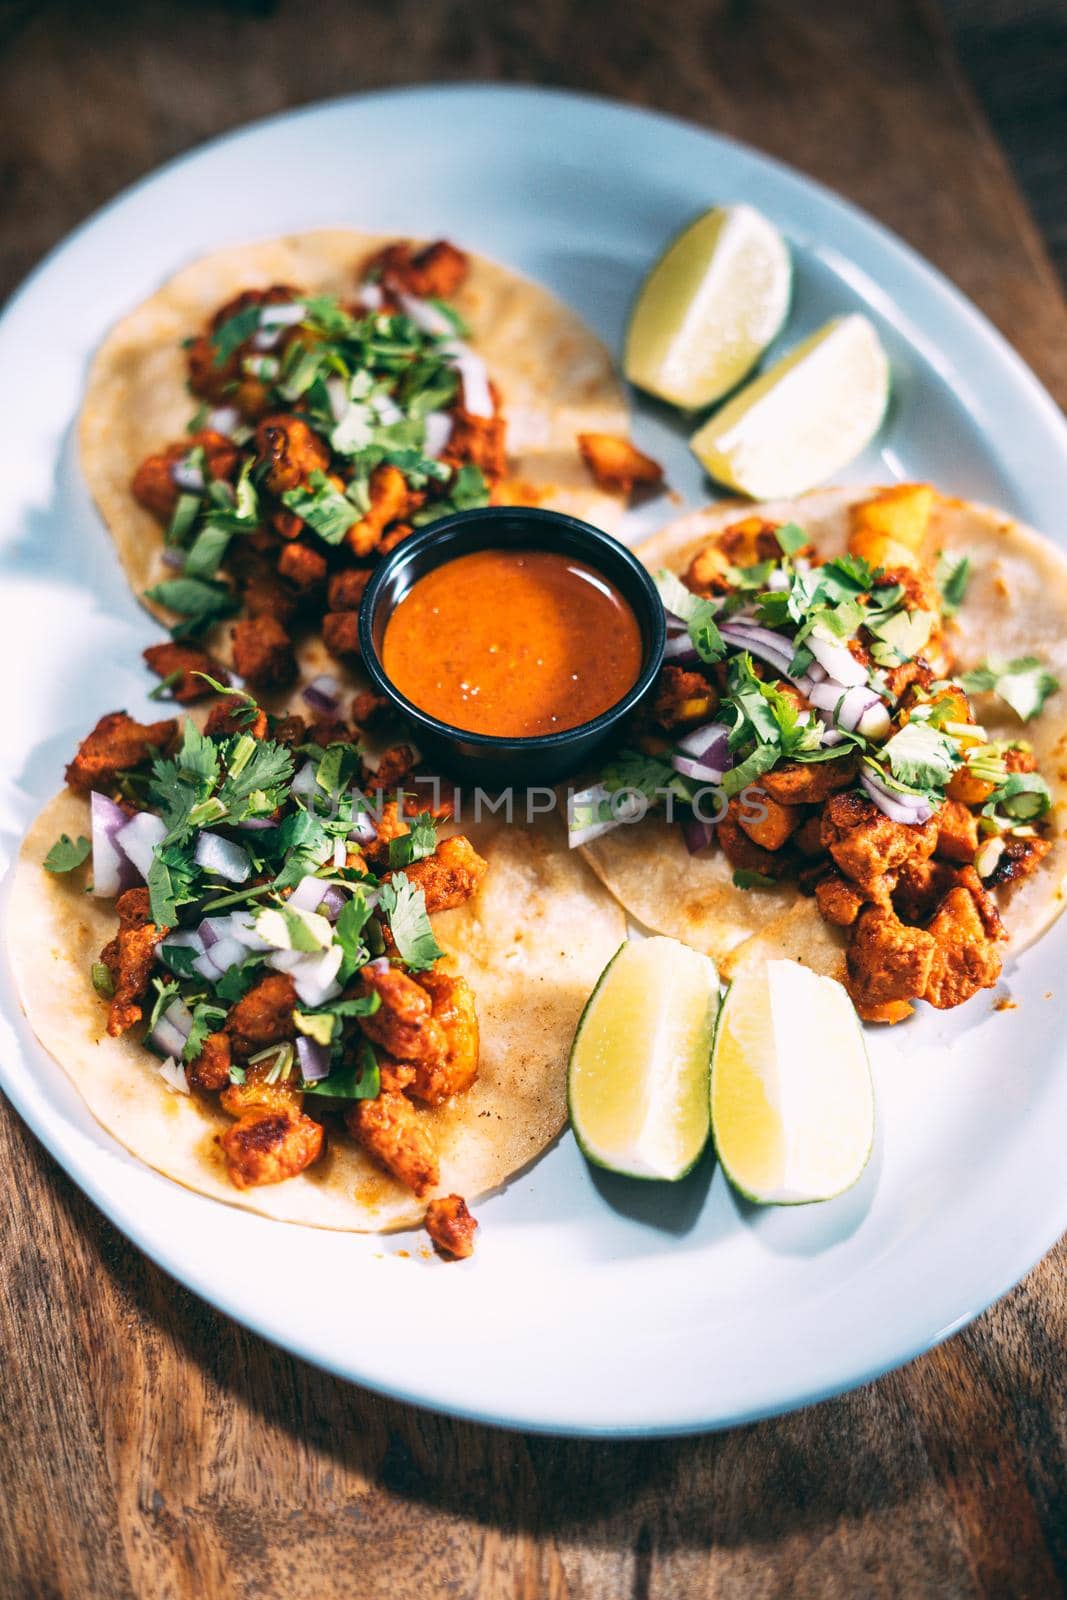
[
  {"x1": 146, "y1": 977, "x2": 181, "y2": 1035},
  {"x1": 774, "y1": 523, "x2": 808, "y2": 557},
  {"x1": 210, "y1": 306, "x2": 263, "y2": 366},
  {"x1": 600, "y1": 749, "x2": 692, "y2": 802},
  {"x1": 157, "y1": 942, "x2": 202, "y2": 980},
  {"x1": 216, "y1": 736, "x2": 294, "y2": 817},
  {"x1": 732, "y1": 868, "x2": 776, "y2": 889},
  {"x1": 882, "y1": 720, "x2": 959, "y2": 793},
  {"x1": 378, "y1": 877, "x2": 443, "y2": 971},
  {"x1": 183, "y1": 1002, "x2": 227, "y2": 1064},
  {"x1": 935, "y1": 552, "x2": 970, "y2": 618},
  {"x1": 653, "y1": 570, "x2": 725, "y2": 664},
  {"x1": 302, "y1": 1037, "x2": 381, "y2": 1100},
  {"x1": 960, "y1": 657, "x2": 1059, "y2": 722},
  {"x1": 281, "y1": 471, "x2": 360, "y2": 544},
  {"x1": 412, "y1": 464, "x2": 490, "y2": 526},
  {"x1": 147, "y1": 844, "x2": 200, "y2": 926},
  {"x1": 214, "y1": 953, "x2": 266, "y2": 1003},
  {"x1": 44, "y1": 833, "x2": 90, "y2": 873},
  {"x1": 334, "y1": 887, "x2": 376, "y2": 982},
  {"x1": 983, "y1": 771, "x2": 1052, "y2": 823},
  {"x1": 145, "y1": 576, "x2": 239, "y2": 641},
  {"x1": 387, "y1": 812, "x2": 437, "y2": 868}
]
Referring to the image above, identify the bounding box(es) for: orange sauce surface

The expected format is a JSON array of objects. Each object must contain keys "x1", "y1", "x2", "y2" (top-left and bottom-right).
[{"x1": 382, "y1": 548, "x2": 643, "y2": 737}]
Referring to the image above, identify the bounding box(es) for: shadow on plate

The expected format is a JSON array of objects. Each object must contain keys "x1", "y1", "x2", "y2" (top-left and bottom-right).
[{"x1": 588, "y1": 1142, "x2": 716, "y2": 1237}]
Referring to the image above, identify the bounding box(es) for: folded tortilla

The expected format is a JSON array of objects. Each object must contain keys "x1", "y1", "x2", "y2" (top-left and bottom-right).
[
  {"x1": 11, "y1": 799, "x2": 624, "y2": 1230},
  {"x1": 79, "y1": 228, "x2": 629, "y2": 656},
  {"x1": 581, "y1": 486, "x2": 1067, "y2": 981}
]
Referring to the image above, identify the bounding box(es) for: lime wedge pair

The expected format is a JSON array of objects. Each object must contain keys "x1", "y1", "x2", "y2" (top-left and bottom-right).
[
  {"x1": 569, "y1": 940, "x2": 873, "y2": 1202},
  {"x1": 625, "y1": 203, "x2": 890, "y2": 498}
]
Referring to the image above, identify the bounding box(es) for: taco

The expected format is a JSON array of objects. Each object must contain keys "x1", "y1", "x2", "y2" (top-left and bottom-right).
[
  {"x1": 79, "y1": 229, "x2": 641, "y2": 699},
  {"x1": 578, "y1": 484, "x2": 1067, "y2": 1022},
  {"x1": 11, "y1": 700, "x2": 624, "y2": 1253}
]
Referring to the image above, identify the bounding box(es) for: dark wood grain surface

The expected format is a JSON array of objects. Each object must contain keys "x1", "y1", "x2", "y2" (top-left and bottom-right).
[{"x1": 2, "y1": 3, "x2": 1066, "y2": 1595}]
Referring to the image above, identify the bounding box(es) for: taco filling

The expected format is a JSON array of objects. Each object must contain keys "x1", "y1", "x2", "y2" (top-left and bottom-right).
[
  {"x1": 56, "y1": 694, "x2": 494, "y2": 1257},
  {"x1": 579, "y1": 485, "x2": 1059, "y2": 1022}
]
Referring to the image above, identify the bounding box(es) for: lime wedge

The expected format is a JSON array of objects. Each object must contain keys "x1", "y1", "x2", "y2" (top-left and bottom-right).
[
  {"x1": 569, "y1": 937, "x2": 719, "y2": 1180},
  {"x1": 711, "y1": 959, "x2": 874, "y2": 1204},
  {"x1": 624, "y1": 203, "x2": 792, "y2": 410},
  {"x1": 689, "y1": 314, "x2": 890, "y2": 499}
]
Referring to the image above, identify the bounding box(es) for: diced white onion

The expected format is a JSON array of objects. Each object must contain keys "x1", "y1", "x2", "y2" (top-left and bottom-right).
[
  {"x1": 292, "y1": 944, "x2": 344, "y2": 1008},
  {"x1": 194, "y1": 832, "x2": 251, "y2": 884},
  {"x1": 207, "y1": 935, "x2": 246, "y2": 974},
  {"x1": 91, "y1": 792, "x2": 136, "y2": 898},
  {"x1": 193, "y1": 951, "x2": 223, "y2": 982},
  {"x1": 296, "y1": 1035, "x2": 331, "y2": 1083},
  {"x1": 291, "y1": 761, "x2": 319, "y2": 799},
  {"x1": 258, "y1": 302, "x2": 306, "y2": 328},
  {"x1": 567, "y1": 784, "x2": 644, "y2": 849},
  {"x1": 356, "y1": 283, "x2": 384, "y2": 312},
  {"x1": 396, "y1": 291, "x2": 453, "y2": 337},
  {"x1": 447, "y1": 343, "x2": 493, "y2": 418},
  {"x1": 151, "y1": 1017, "x2": 188, "y2": 1059},
  {"x1": 170, "y1": 460, "x2": 205, "y2": 493},
  {"x1": 228, "y1": 913, "x2": 271, "y2": 951},
  {"x1": 116, "y1": 811, "x2": 166, "y2": 881},
  {"x1": 423, "y1": 410, "x2": 453, "y2": 458},
  {"x1": 156, "y1": 1056, "x2": 190, "y2": 1095},
  {"x1": 807, "y1": 632, "x2": 868, "y2": 688},
  {"x1": 288, "y1": 875, "x2": 330, "y2": 914},
  {"x1": 207, "y1": 405, "x2": 241, "y2": 437},
  {"x1": 266, "y1": 949, "x2": 310, "y2": 974}
]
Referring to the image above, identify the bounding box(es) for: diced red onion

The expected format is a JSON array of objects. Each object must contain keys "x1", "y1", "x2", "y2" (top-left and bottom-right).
[
  {"x1": 296, "y1": 1035, "x2": 331, "y2": 1083},
  {"x1": 228, "y1": 912, "x2": 270, "y2": 951},
  {"x1": 423, "y1": 410, "x2": 454, "y2": 458},
  {"x1": 319, "y1": 885, "x2": 347, "y2": 920},
  {"x1": 719, "y1": 620, "x2": 795, "y2": 676},
  {"x1": 365, "y1": 956, "x2": 390, "y2": 976},
  {"x1": 198, "y1": 916, "x2": 226, "y2": 948},
  {"x1": 682, "y1": 816, "x2": 716, "y2": 854},
  {"x1": 194, "y1": 831, "x2": 251, "y2": 883},
  {"x1": 356, "y1": 283, "x2": 384, "y2": 312},
  {"x1": 151, "y1": 1015, "x2": 189, "y2": 1058},
  {"x1": 857, "y1": 702, "x2": 892, "y2": 741},
  {"x1": 170, "y1": 459, "x2": 205, "y2": 493},
  {"x1": 567, "y1": 783, "x2": 644, "y2": 848},
  {"x1": 292, "y1": 945, "x2": 344, "y2": 1008},
  {"x1": 349, "y1": 807, "x2": 377, "y2": 844},
  {"x1": 91, "y1": 792, "x2": 138, "y2": 898},
  {"x1": 193, "y1": 951, "x2": 223, "y2": 982},
  {"x1": 116, "y1": 811, "x2": 166, "y2": 880},
  {"x1": 208, "y1": 935, "x2": 247, "y2": 974},
  {"x1": 164, "y1": 997, "x2": 194, "y2": 1037},
  {"x1": 301, "y1": 674, "x2": 341, "y2": 717},
  {"x1": 161, "y1": 547, "x2": 186, "y2": 570},
  {"x1": 664, "y1": 631, "x2": 700, "y2": 665},
  {"x1": 807, "y1": 633, "x2": 868, "y2": 688},
  {"x1": 820, "y1": 726, "x2": 847, "y2": 747},
  {"x1": 161, "y1": 929, "x2": 204, "y2": 959},
  {"x1": 859, "y1": 767, "x2": 935, "y2": 825},
  {"x1": 236, "y1": 816, "x2": 275, "y2": 831},
  {"x1": 672, "y1": 721, "x2": 732, "y2": 783},
  {"x1": 288, "y1": 875, "x2": 330, "y2": 914},
  {"x1": 806, "y1": 681, "x2": 847, "y2": 715},
  {"x1": 266, "y1": 948, "x2": 308, "y2": 974},
  {"x1": 833, "y1": 685, "x2": 881, "y2": 732},
  {"x1": 806, "y1": 660, "x2": 828, "y2": 683}
]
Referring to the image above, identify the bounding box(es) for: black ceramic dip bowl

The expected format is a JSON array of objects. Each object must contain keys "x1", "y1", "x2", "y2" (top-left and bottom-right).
[{"x1": 358, "y1": 506, "x2": 666, "y2": 787}]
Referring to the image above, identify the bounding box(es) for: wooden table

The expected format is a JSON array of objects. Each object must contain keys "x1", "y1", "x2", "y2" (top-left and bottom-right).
[{"x1": 2, "y1": 3, "x2": 1065, "y2": 1594}]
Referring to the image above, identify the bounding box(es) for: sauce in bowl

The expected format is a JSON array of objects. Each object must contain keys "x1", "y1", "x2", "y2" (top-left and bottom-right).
[{"x1": 381, "y1": 547, "x2": 644, "y2": 737}]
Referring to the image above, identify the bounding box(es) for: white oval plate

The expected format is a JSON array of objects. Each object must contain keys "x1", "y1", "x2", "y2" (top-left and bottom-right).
[{"x1": 1, "y1": 86, "x2": 1065, "y2": 1436}]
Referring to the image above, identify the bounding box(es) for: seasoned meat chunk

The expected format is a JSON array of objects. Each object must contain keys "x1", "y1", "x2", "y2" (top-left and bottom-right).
[
  {"x1": 737, "y1": 789, "x2": 803, "y2": 852},
  {"x1": 143, "y1": 642, "x2": 228, "y2": 703},
  {"x1": 922, "y1": 887, "x2": 1003, "y2": 1009},
  {"x1": 241, "y1": 565, "x2": 299, "y2": 626},
  {"x1": 345, "y1": 464, "x2": 418, "y2": 558},
  {"x1": 936, "y1": 799, "x2": 979, "y2": 864},
  {"x1": 100, "y1": 887, "x2": 167, "y2": 1037},
  {"x1": 350, "y1": 689, "x2": 391, "y2": 730},
  {"x1": 346, "y1": 1091, "x2": 439, "y2": 1197},
  {"x1": 363, "y1": 239, "x2": 469, "y2": 299},
  {"x1": 230, "y1": 615, "x2": 295, "y2": 688},
  {"x1": 760, "y1": 755, "x2": 859, "y2": 806},
  {"x1": 986, "y1": 833, "x2": 1052, "y2": 889},
  {"x1": 425, "y1": 1194, "x2": 478, "y2": 1259},
  {"x1": 327, "y1": 569, "x2": 372, "y2": 612},
  {"x1": 845, "y1": 906, "x2": 937, "y2": 1018},
  {"x1": 892, "y1": 856, "x2": 958, "y2": 925},
  {"x1": 186, "y1": 1030, "x2": 231, "y2": 1093},
  {"x1": 221, "y1": 1108, "x2": 324, "y2": 1188},
  {"x1": 322, "y1": 610, "x2": 363, "y2": 660},
  {"x1": 276, "y1": 541, "x2": 328, "y2": 591},
  {"x1": 367, "y1": 744, "x2": 417, "y2": 789},
  {"x1": 187, "y1": 285, "x2": 301, "y2": 402},
  {"x1": 224, "y1": 973, "x2": 297, "y2": 1059},
  {"x1": 400, "y1": 835, "x2": 488, "y2": 913},
  {"x1": 815, "y1": 872, "x2": 867, "y2": 928},
  {"x1": 254, "y1": 414, "x2": 330, "y2": 497},
  {"x1": 821, "y1": 790, "x2": 939, "y2": 901},
  {"x1": 204, "y1": 700, "x2": 269, "y2": 740},
  {"x1": 359, "y1": 964, "x2": 443, "y2": 1064},
  {"x1": 716, "y1": 802, "x2": 790, "y2": 879},
  {"x1": 65, "y1": 711, "x2": 178, "y2": 793},
  {"x1": 407, "y1": 971, "x2": 479, "y2": 1105},
  {"x1": 652, "y1": 666, "x2": 718, "y2": 730},
  {"x1": 219, "y1": 1057, "x2": 303, "y2": 1118},
  {"x1": 685, "y1": 519, "x2": 788, "y2": 595},
  {"x1": 131, "y1": 430, "x2": 238, "y2": 522},
  {"x1": 577, "y1": 434, "x2": 663, "y2": 495},
  {"x1": 441, "y1": 398, "x2": 508, "y2": 485}
]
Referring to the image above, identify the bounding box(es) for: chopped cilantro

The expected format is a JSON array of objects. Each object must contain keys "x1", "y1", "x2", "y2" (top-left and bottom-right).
[
  {"x1": 378, "y1": 876, "x2": 443, "y2": 971},
  {"x1": 166, "y1": 492, "x2": 201, "y2": 546},
  {"x1": 281, "y1": 471, "x2": 360, "y2": 544},
  {"x1": 214, "y1": 954, "x2": 266, "y2": 1003},
  {"x1": 387, "y1": 812, "x2": 437, "y2": 868},
  {"x1": 334, "y1": 887, "x2": 376, "y2": 982},
  {"x1": 935, "y1": 552, "x2": 970, "y2": 618},
  {"x1": 412, "y1": 464, "x2": 490, "y2": 526},
  {"x1": 146, "y1": 977, "x2": 181, "y2": 1035},
  {"x1": 882, "y1": 720, "x2": 959, "y2": 793},
  {"x1": 147, "y1": 845, "x2": 200, "y2": 926},
  {"x1": 147, "y1": 670, "x2": 183, "y2": 702},
  {"x1": 44, "y1": 833, "x2": 90, "y2": 873},
  {"x1": 183, "y1": 1002, "x2": 227, "y2": 1064},
  {"x1": 210, "y1": 305, "x2": 263, "y2": 366},
  {"x1": 144, "y1": 576, "x2": 240, "y2": 641},
  {"x1": 732, "y1": 869, "x2": 776, "y2": 890},
  {"x1": 653, "y1": 569, "x2": 725, "y2": 664},
  {"x1": 302, "y1": 1037, "x2": 381, "y2": 1100},
  {"x1": 960, "y1": 657, "x2": 1059, "y2": 722},
  {"x1": 774, "y1": 523, "x2": 808, "y2": 557},
  {"x1": 983, "y1": 771, "x2": 1052, "y2": 823},
  {"x1": 601, "y1": 749, "x2": 691, "y2": 803},
  {"x1": 157, "y1": 943, "x2": 202, "y2": 980}
]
